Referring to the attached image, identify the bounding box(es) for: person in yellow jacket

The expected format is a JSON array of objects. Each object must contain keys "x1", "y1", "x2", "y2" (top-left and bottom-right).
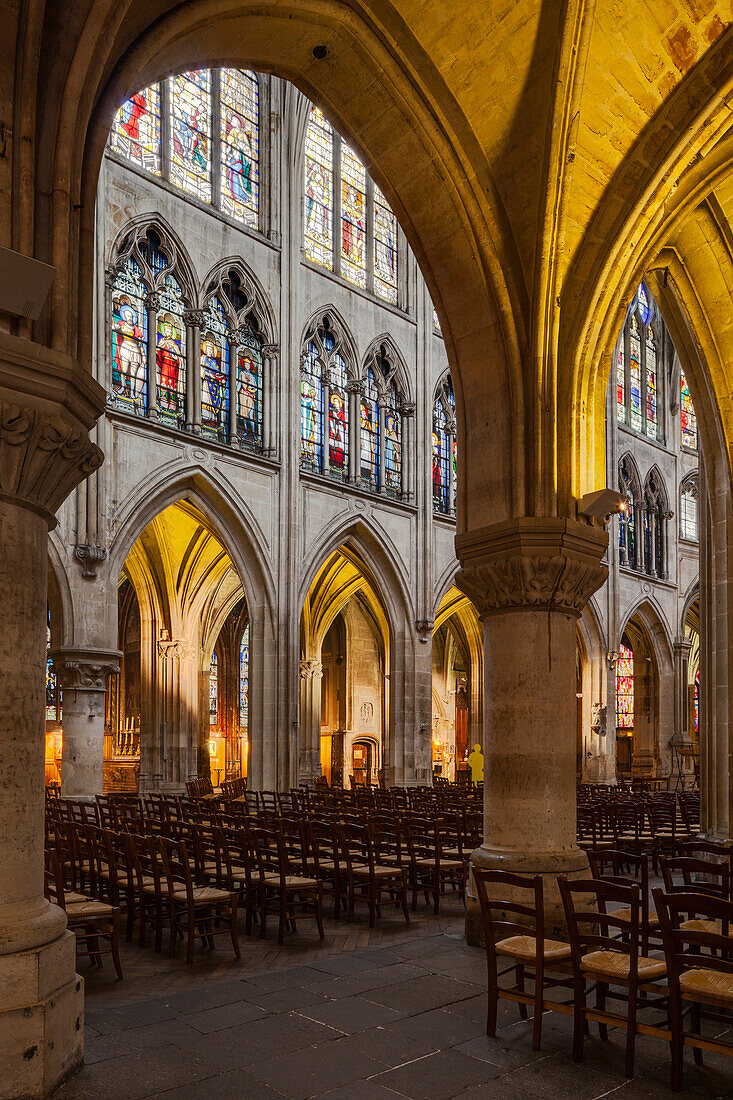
[{"x1": 467, "y1": 742, "x2": 483, "y2": 785}]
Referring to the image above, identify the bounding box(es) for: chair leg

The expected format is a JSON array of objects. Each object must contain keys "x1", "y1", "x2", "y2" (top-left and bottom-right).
[
  {"x1": 401, "y1": 873, "x2": 410, "y2": 923},
  {"x1": 186, "y1": 911, "x2": 196, "y2": 965},
  {"x1": 625, "y1": 988, "x2": 637, "y2": 1079},
  {"x1": 110, "y1": 914, "x2": 123, "y2": 980},
  {"x1": 315, "y1": 889, "x2": 325, "y2": 941},
  {"x1": 277, "y1": 893, "x2": 287, "y2": 945},
  {"x1": 517, "y1": 964, "x2": 528, "y2": 1020},
  {"x1": 230, "y1": 899, "x2": 240, "y2": 958},
  {"x1": 691, "y1": 1004, "x2": 703, "y2": 1066},
  {"x1": 572, "y1": 975, "x2": 586, "y2": 1063},
  {"x1": 486, "y1": 958, "x2": 498, "y2": 1037},
  {"x1": 532, "y1": 972, "x2": 543, "y2": 1051},
  {"x1": 596, "y1": 982, "x2": 608, "y2": 1041}
]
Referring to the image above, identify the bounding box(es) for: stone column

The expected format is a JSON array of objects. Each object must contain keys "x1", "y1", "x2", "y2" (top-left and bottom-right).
[
  {"x1": 299, "y1": 658, "x2": 323, "y2": 785},
  {"x1": 346, "y1": 379, "x2": 363, "y2": 483},
  {"x1": 261, "y1": 344, "x2": 278, "y2": 455},
  {"x1": 0, "y1": 392, "x2": 104, "y2": 1095},
  {"x1": 400, "y1": 401, "x2": 415, "y2": 500},
  {"x1": 144, "y1": 290, "x2": 160, "y2": 420},
  {"x1": 671, "y1": 636, "x2": 694, "y2": 780},
  {"x1": 377, "y1": 394, "x2": 387, "y2": 491},
  {"x1": 52, "y1": 649, "x2": 120, "y2": 798},
  {"x1": 228, "y1": 331, "x2": 239, "y2": 446},
  {"x1": 184, "y1": 309, "x2": 204, "y2": 434},
  {"x1": 322, "y1": 366, "x2": 331, "y2": 477},
  {"x1": 457, "y1": 518, "x2": 608, "y2": 939}
]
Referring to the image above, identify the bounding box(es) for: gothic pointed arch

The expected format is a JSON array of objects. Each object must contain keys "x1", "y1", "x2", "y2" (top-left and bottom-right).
[
  {"x1": 618, "y1": 452, "x2": 642, "y2": 571},
  {"x1": 300, "y1": 308, "x2": 356, "y2": 481},
  {"x1": 201, "y1": 258, "x2": 277, "y2": 342}
]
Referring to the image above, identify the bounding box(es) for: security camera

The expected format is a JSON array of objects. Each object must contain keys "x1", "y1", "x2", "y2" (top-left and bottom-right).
[{"x1": 579, "y1": 489, "x2": 627, "y2": 523}]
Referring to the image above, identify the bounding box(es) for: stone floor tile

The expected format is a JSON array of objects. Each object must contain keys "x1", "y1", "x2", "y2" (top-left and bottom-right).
[
  {"x1": 344, "y1": 1023, "x2": 442, "y2": 1066},
  {"x1": 370, "y1": 1048, "x2": 490, "y2": 1099},
  {"x1": 188, "y1": 1010, "x2": 341, "y2": 1071},
  {"x1": 247, "y1": 1036, "x2": 386, "y2": 1099},
  {"x1": 85, "y1": 999, "x2": 179, "y2": 1035},
  {"x1": 157, "y1": 981, "x2": 253, "y2": 1015},
  {"x1": 183, "y1": 998, "x2": 269, "y2": 1034},
  {"x1": 155, "y1": 1069, "x2": 285, "y2": 1098},
  {"x1": 385, "y1": 1006, "x2": 487, "y2": 1049},
  {"x1": 298, "y1": 994, "x2": 406, "y2": 1033},
  {"x1": 55, "y1": 1044, "x2": 217, "y2": 1099},
  {"x1": 83, "y1": 1018, "x2": 203, "y2": 1065},
  {"x1": 242, "y1": 965, "x2": 332, "y2": 992},
  {"x1": 364, "y1": 974, "x2": 481, "y2": 1015},
  {"x1": 307, "y1": 963, "x2": 429, "y2": 1000},
  {"x1": 321, "y1": 1082, "x2": 409, "y2": 1099},
  {"x1": 494, "y1": 1050, "x2": 626, "y2": 1099},
  {"x1": 244, "y1": 984, "x2": 333, "y2": 1014}
]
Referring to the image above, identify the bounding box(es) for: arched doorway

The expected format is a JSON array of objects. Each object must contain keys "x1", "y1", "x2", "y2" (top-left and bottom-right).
[
  {"x1": 300, "y1": 547, "x2": 390, "y2": 788},
  {"x1": 615, "y1": 618, "x2": 659, "y2": 780},
  {"x1": 431, "y1": 585, "x2": 482, "y2": 782},
  {"x1": 110, "y1": 499, "x2": 247, "y2": 792}
]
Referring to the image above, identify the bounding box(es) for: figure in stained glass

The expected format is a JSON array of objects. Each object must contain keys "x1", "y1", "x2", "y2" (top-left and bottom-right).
[
  {"x1": 120, "y1": 93, "x2": 147, "y2": 139},
  {"x1": 173, "y1": 102, "x2": 208, "y2": 172},
  {"x1": 342, "y1": 184, "x2": 364, "y2": 265},
  {"x1": 224, "y1": 112, "x2": 253, "y2": 204},
  {"x1": 384, "y1": 409, "x2": 401, "y2": 491},
  {"x1": 112, "y1": 292, "x2": 146, "y2": 405},
  {"x1": 432, "y1": 432, "x2": 443, "y2": 505},
  {"x1": 616, "y1": 643, "x2": 634, "y2": 729},
  {"x1": 156, "y1": 313, "x2": 183, "y2": 413},
  {"x1": 360, "y1": 386, "x2": 379, "y2": 485},
  {"x1": 306, "y1": 163, "x2": 330, "y2": 239},
  {"x1": 201, "y1": 334, "x2": 227, "y2": 432},
  {"x1": 237, "y1": 351, "x2": 259, "y2": 440},
  {"x1": 681, "y1": 370, "x2": 697, "y2": 450},
  {"x1": 329, "y1": 391, "x2": 347, "y2": 470}
]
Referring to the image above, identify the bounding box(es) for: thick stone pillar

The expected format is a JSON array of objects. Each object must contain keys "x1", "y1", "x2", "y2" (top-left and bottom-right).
[
  {"x1": 299, "y1": 658, "x2": 323, "y2": 785},
  {"x1": 52, "y1": 650, "x2": 120, "y2": 798},
  {"x1": 0, "y1": 384, "x2": 104, "y2": 1096},
  {"x1": 671, "y1": 636, "x2": 694, "y2": 781},
  {"x1": 457, "y1": 518, "x2": 608, "y2": 940}
]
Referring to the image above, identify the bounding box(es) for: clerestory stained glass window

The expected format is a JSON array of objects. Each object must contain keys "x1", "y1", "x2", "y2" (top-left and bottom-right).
[
  {"x1": 384, "y1": 384, "x2": 402, "y2": 495},
  {"x1": 220, "y1": 68, "x2": 259, "y2": 226},
  {"x1": 681, "y1": 370, "x2": 698, "y2": 450},
  {"x1": 209, "y1": 650, "x2": 218, "y2": 726},
  {"x1": 109, "y1": 70, "x2": 260, "y2": 226},
  {"x1": 374, "y1": 185, "x2": 397, "y2": 303},
  {"x1": 629, "y1": 315, "x2": 642, "y2": 433},
  {"x1": 239, "y1": 626, "x2": 249, "y2": 732},
  {"x1": 432, "y1": 374, "x2": 456, "y2": 515},
  {"x1": 200, "y1": 297, "x2": 230, "y2": 440},
  {"x1": 341, "y1": 146, "x2": 366, "y2": 288},
  {"x1": 304, "y1": 106, "x2": 334, "y2": 269},
  {"x1": 328, "y1": 350, "x2": 349, "y2": 479},
  {"x1": 616, "y1": 643, "x2": 634, "y2": 730},
  {"x1": 680, "y1": 476, "x2": 698, "y2": 541},
  {"x1": 170, "y1": 70, "x2": 212, "y2": 202},
  {"x1": 110, "y1": 85, "x2": 162, "y2": 174},
  {"x1": 110, "y1": 258, "x2": 148, "y2": 414},
  {"x1": 616, "y1": 340, "x2": 625, "y2": 423},
  {"x1": 645, "y1": 326, "x2": 657, "y2": 439},
  {"x1": 615, "y1": 283, "x2": 663, "y2": 441}
]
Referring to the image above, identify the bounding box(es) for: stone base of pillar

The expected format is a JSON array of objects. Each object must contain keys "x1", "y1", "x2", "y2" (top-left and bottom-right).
[
  {"x1": 0, "y1": 931, "x2": 83, "y2": 1099},
  {"x1": 465, "y1": 844, "x2": 590, "y2": 945},
  {"x1": 298, "y1": 751, "x2": 322, "y2": 788}
]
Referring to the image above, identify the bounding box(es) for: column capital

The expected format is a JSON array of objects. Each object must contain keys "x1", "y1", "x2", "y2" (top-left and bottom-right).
[
  {"x1": 261, "y1": 343, "x2": 279, "y2": 360},
  {"x1": 144, "y1": 290, "x2": 161, "y2": 311},
  {"x1": 299, "y1": 658, "x2": 323, "y2": 679},
  {"x1": 50, "y1": 647, "x2": 121, "y2": 690},
  {"x1": 400, "y1": 401, "x2": 416, "y2": 417},
  {"x1": 456, "y1": 518, "x2": 608, "y2": 618},
  {"x1": 157, "y1": 637, "x2": 196, "y2": 662},
  {"x1": 183, "y1": 308, "x2": 205, "y2": 327},
  {"x1": 673, "y1": 636, "x2": 693, "y2": 657},
  {"x1": 346, "y1": 378, "x2": 364, "y2": 396},
  {"x1": 0, "y1": 398, "x2": 104, "y2": 526}
]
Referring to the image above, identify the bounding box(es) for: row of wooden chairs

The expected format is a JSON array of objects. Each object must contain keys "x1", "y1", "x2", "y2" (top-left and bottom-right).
[{"x1": 475, "y1": 846, "x2": 733, "y2": 1091}]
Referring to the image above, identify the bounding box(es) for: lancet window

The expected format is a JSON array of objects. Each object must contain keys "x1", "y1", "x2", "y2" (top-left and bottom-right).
[
  {"x1": 361, "y1": 343, "x2": 409, "y2": 498},
  {"x1": 304, "y1": 105, "x2": 399, "y2": 304},
  {"x1": 680, "y1": 370, "x2": 698, "y2": 451},
  {"x1": 433, "y1": 373, "x2": 457, "y2": 515},
  {"x1": 109, "y1": 226, "x2": 188, "y2": 425},
  {"x1": 300, "y1": 315, "x2": 350, "y2": 480},
  {"x1": 680, "y1": 473, "x2": 698, "y2": 542},
  {"x1": 616, "y1": 643, "x2": 634, "y2": 730},
  {"x1": 618, "y1": 454, "x2": 640, "y2": 570},
  {"x1": 616, "y1": 283, "x2": 662, "y2": 442},
  {"x1": 110, "y1": 69, "x2": 260, "y2": 229},
  {"x1": 209, "y1": 650, "x2": 218, "y2": 726},
  {"x1": 643, "y1": 469, "x2": 669, "y2": 578},
  {"x1": 239, "y1": 626, "x2": 249, "y2": 734}
]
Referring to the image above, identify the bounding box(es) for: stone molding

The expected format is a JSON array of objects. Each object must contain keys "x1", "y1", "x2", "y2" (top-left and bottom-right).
[
  {"x1": 415, "y1": 619, "x2": 434, "y2": 643},
  {"x1": 51, "y1": 648, "x2": 121, "y2": 690},
  {"x1": 299, "y1": 658, "x2": 323, "y2": 679},
  {"x1": 0, "y1": 399, "x2": 104, "y2": 523},
  {"x1": 456, "y1": 518, "x2": 608, "y2": 618},
  {"x1": 157, "y1": 638, "x2": 196, "y2": 662},
  {"x1": 74, "y1": 543, "x2": 107, "y2": 578}
]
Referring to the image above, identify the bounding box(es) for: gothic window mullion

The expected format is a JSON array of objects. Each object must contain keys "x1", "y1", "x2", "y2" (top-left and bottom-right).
[
  {"x1": 365, "y1": 175, "x2": 375, "y2": 296},
  {"x1": 160, "y1": 80, "x2": 172, "y2": 180}
]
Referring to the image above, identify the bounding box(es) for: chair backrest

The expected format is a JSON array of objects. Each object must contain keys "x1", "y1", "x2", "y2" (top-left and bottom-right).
[
  {"x1": 559, "y1": 876, "x2": 642, "y2": 972},
  {"x1": 157, "y1": 836, "x2": 194, "y2": 900},
  {"x1": 653, "y1": 888, "x2": 733, "y2": 986},
  {"x1": 337, "y1": 822, "x2": 372, "y2": 871},
  {"x1": 587, "y1": 848, "x2": 649, "y2": 900},
  {"x1": 44, "y1": 846, "x2": 66, "y2": 910},
  {"x1": 473, "y1": 867, "x2": 543, "y2": 955},
  {"x1": 659, "y1": 854, "x2": 729, "y2": 900}
]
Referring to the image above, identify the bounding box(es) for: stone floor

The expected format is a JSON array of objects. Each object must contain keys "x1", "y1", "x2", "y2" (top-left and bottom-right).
[{"x1": 57, "y1": 896, "x2": 733, "y2": 1099}]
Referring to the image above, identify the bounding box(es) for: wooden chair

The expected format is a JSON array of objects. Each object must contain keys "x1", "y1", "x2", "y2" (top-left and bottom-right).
[
  {"x1": 45, "y1": 843, "x2": 123, "y2": 979},
  {"x1": 473, "y1": 867, "x2": 572, "y2": 1050},
  {"x1": 587, "y1": 848, "x2": 659, "y2": 955},
  {"x1": 157, "y1": 836, "x2": 239, "y2": 964},
  {"x1": 337, "y1": 822, "x2": 409, "y2": 927},
  {"x1": 251, "y1": 826, "x2": 324, "y2": 945},
  {"x1": 676, "y1": 840, "x2": 733, "y2": 899},
  {"x1": 659, "y1": 855, "x2": 730, "y2": 936},
  {"x1": 404, "y1": 816, "x2": 464, "y2": 914},
  {"x1": 654, "y1": 888, "x2": 733, "y2": 1091},
  {"x1": 559, "y1": 876, "x2": 667, "y2": 1078}
]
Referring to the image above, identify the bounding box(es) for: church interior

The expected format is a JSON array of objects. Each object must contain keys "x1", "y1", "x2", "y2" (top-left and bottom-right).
[{"x1": 3, "y1": 1, "x2": 733, "y2": 1096}]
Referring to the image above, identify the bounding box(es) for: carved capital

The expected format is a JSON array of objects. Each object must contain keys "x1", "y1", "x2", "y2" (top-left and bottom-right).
[
  {"x1": 51, "y1": 648, "x2": 120, "y2": 691},
  {"x1": 400, "y1": 401, "x2": 416, "y2": 418},
  {"x1": 346, "y1": 379, "x2": 364, "y2": 396},
  {"x1": 144, "y1": 290, "x2": 161, "y2": 312},
  {"x1": 183, "y1": 309, "x2": 205, "y2": 327},
  {"x1": 157, "y1": 638, "x2": 196, "y2": 662},
  {"x1": 74, "y1": 543, "x2": 107, "y2": 578},
  {"x1": 0, "y1": 400, "x2": 104, "y2": 524},
  {"x1": 415, "y1": 619, "x2": 434, "y2": 643},
  {"x1": 261, "y1": 343, "x2": 279, "y2": 361},
  {"x1": 456, "y1": 518, "x2": 608, "y2": 618},
  {"x1": 299, "y1": 659, "x2": 323, "y2": 680}
]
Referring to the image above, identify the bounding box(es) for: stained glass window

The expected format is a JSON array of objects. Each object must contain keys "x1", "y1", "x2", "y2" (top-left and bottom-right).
[
  {"x1": 304, "y1": 106, "x2": 334, "y2": 269},
  {"x1": 360, "y1": 368, "x2": 380, "y2": 488},
  {"x1": 301, "y1": 339, "x2": 324, "y2": 472},
  {"x1": 170, "y1": 70, "x2": 212, "y2": 202},
  {"x1": 374, "y1": 185, "x2": 397, "y2": 303},
  {"x1": 680, "y1": 477, "x2": 698, "y2": 541},
  {"x1": 200, "y1": 298, "x2": 230, "y2": 440},
  {"x1": 629, "y1": 314, "x2": 642, "y2": 433},
  {"x1": 645, "y1": 326, "x2": 658, "y2": 439},
  {"x1": 110, "y1": 84, "x2": 161, "y2": 173},
  {"x1": 328, "y1": 348, "x2": 349, "y2": 479},
  {"x1": 694, "y1": 668, "x2": 699, "y2": 735},
  {"x1": 433, "y1": 308, "x2": 442, "y2": 334},
  {"x1": 220, "y1": 69, "x2": 259, "y2": 226},
  {"x1": 46, "y1": 610, "x2": 61, "y2": 724},
  {"x1": 384, "y1": 385, "x2": 402, "y2": 494},
  {"x1": 616, "y1": 340, "x2": 625, "y2": 423},
  {"x1": 341, "y1": 145, "x2": 366, "y2": 288},
  {"x1": 110, "y1": 258, "x2": 148, "y2": 414},
  {"x1": 239, "y1": 625, "x2": 249, "y2": 732},
  {"x1": 616, "y1": 643, "x2": 634, "y2": 730},
  {"x1": 209, "y1": 650, "x2": 218, "y2": 726},
  {"x1": 236, "y1": 325, "x2": 263, "y2": 448},
  {"x1": 681, "y1": 370, "x2": 698, "y2": 450},
  {"x1": 433, "y1": 375, "x2": 455, "y2": 515},
  {"x1": 156, "y1": 275, "x2": 186, "y2": 427}
]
